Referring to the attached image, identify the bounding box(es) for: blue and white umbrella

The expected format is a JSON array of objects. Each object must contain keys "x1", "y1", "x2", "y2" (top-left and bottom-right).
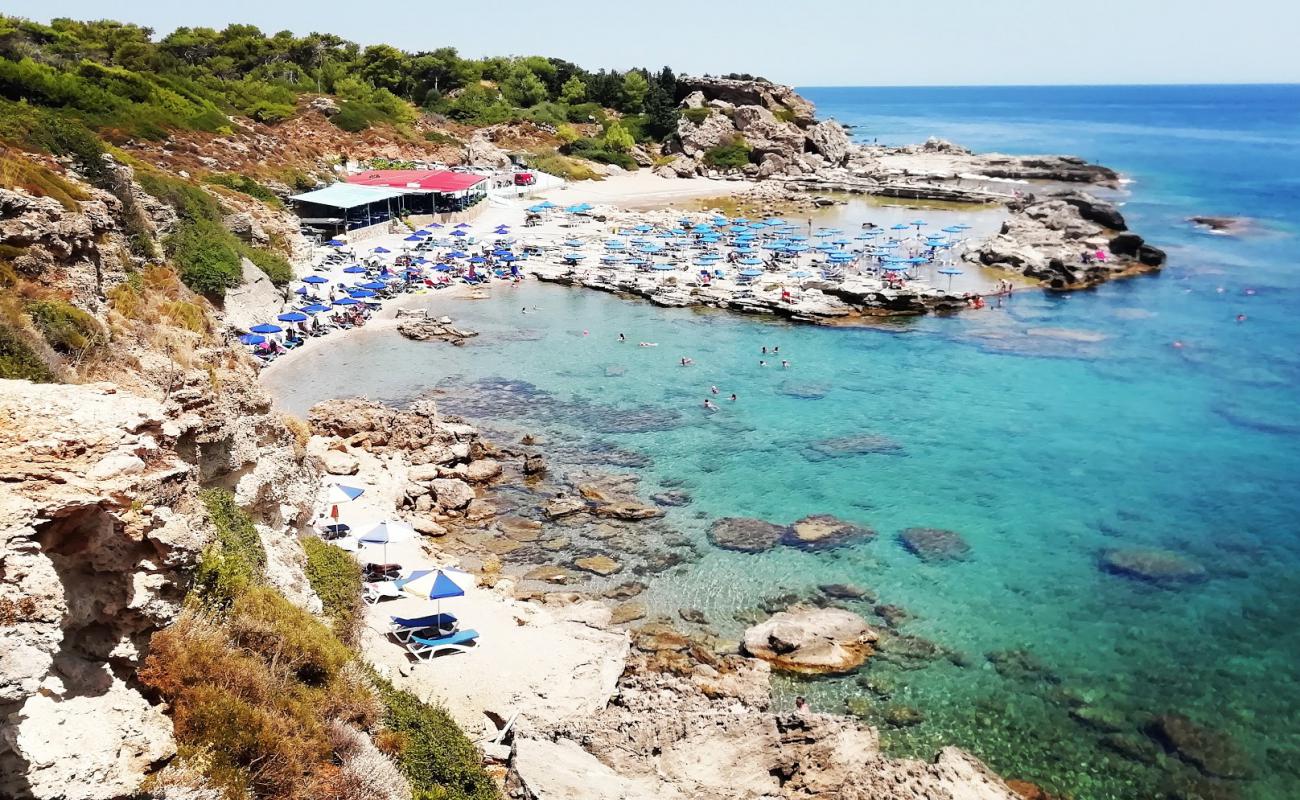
[
  {"x1": 327, "y1": 238, "x2": 346, "y2": 247},
  {"x1": 739, "y1": 268, "x2": 764, "y2": 277},
  {"x1": 358, "y1": 520, "x2": 416, "y2": 563}
]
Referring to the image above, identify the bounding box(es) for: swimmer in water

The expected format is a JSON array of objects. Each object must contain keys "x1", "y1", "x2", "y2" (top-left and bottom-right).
[
  {"x1": 680, "y1": 357, "x2": 693, "y2": 366},
  {"x1": 781, "y1": 360, "x2": 790, "y2": 368},
  {"x1": 583, "y1": 330, "x2": 589, "y2": 336},
  {"x1": 1236, "y1": 314, "x2": 1247, "y2": 323},
  {"x1": 703, "y1": 398, "x2": 717, "y2": 411},
  {"x1": 759, "y1": 360, "x2": 767, "y2": 367},
  {"x1": 639, "y1": 342, "x2": 657, "y2": 347},
  {"x1": 618, "y1": 333, "x2": 626, "y2": 342},
  {"x1": 729, "y1": 393, "x2": 737, "y2": 402},
  {"x1": 711, "y1": 386, "x2": 719, "y2": 395},
  {"x1": 761, "y1": 346, "x2": 767, "y2": 355}
]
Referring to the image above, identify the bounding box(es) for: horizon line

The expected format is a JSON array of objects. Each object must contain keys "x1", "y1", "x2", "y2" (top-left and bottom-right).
[{"x1": 793, "y1": 81, "x2": 1300, "y2": 89}]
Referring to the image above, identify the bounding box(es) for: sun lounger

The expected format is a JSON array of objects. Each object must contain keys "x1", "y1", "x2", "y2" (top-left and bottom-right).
[
  {"x1": 406, "y1": 629, "x2": 479, "y2": 660},
  {"x1": 363, "y1": 581, "x2": 403, "y2": 605},
  {"x1": 388, "y1": 613, "x2": 458, "y2": 641}
]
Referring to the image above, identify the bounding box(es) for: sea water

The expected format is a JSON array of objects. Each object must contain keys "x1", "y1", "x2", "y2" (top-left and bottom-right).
[{"x1": 264, "y1": 85, "x2": 1300, "y2": 799}]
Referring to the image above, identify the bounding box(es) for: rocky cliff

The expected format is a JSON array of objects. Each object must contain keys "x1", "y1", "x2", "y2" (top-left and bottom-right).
[{"x1": 0, "y1": 149, "x2": 322, "y2": 798}]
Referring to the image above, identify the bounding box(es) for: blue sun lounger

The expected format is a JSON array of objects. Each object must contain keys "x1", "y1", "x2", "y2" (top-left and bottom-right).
[
  {"x1": 406, "y1": 629, "x2": 480, "y2": 660},
  {"x1": 388, "y1": 613, "x2": 458, "y2": 641}
]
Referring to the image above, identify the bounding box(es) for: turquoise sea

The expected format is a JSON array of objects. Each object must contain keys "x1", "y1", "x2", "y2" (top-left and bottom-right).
[{"x1": 265, "y1": 86, "x2": 1300, "y2": 799}]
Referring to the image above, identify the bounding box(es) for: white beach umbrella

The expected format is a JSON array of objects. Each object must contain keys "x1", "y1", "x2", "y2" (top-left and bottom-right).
[{"x1": 358, "y1": 520, "x2": 416, "y2": 564}]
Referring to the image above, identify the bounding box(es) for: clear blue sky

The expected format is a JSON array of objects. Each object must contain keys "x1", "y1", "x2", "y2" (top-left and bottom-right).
[{"x1": 7, "y1": 0, "x2": 1300, "y2": 86}]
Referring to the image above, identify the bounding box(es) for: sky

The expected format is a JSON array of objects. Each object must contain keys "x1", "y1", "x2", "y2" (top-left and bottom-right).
[{"x1": 7, "y1": 0, "x2": 1300, "y2": 86}]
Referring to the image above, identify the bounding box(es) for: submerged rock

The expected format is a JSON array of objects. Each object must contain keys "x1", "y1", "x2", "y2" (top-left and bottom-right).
[
  {"x1": 610, "y1": 602, "x2": 647, "y2": 625},
  {"x1": 785, "y1": 514, "x2": 876, "y2": 551},
  {"x1": 707, "y1": 517, "x2": 788, "y2": 553},
  {"x1": 524, "y1": 565, "x2": 576, "y2": 584},
  {"x1": 777, "y1": 381, "x2": 830, "y2": 400},
  {"x1": 819, "y1": 583, "x2": 875, "y2": 602},
  {"x1": 883, "y1": 705, "x2": 925, "y2": 727},
  {"x1": 742, "y1": 606, "x2": 878, "y2": 674},
  {"x1": 804, "y1": 434, "x2": 904, "y2": 460},
  {"x1": 651, "y1": 489, "x2": 693, "y2": 507},
  {"x1": 899, "y1": 528, "x2": 971, "y2": 562},
  {"x1": 1100, "y1": 548, "x2": 1207, "y2": 585},
  {"x1": 1146, "y1": 714, "x2": 1252, "y2": 779},
  {"x1": 574, "y1": 555, "x2": 623, "y2": 576}
]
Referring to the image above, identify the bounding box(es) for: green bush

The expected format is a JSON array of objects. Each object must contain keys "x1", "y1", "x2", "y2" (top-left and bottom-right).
[
  {"x1": 682, "y1": 107, "x2": 711, "y2": 125},
  {"x1": 229, "y1": 587, "x2": 351, "y2": 684},
  {"x1": 526, "y1": 150, "x2": 602, "y2": 182},
  {"x1": 704, "y1": 136, "x2": 752, "y2": 169},
  {"x1": 564, "y1": 102, "x2": 605, "y2": 124},
  {"x1": 302, "y1": 537, "x2": 363, "y2": 642},
  {"x1": 423, "y1": 129, "x2": 462, "y2": 147},
  {"x1": 192, "y1": 488, "x2": 267, "y2": 607},
  {"x1": 25, "y1": 298, "x2": 103, "y2": 354},
  {"x1": 167, "y1": 218, "x2": 243, "y2": 297},
  {"x1": 563, "y1": 137, "x2": 636, "y2": 170},
  {"x1": 204, "y1": 173, "x2": 282, "y2": 207},
  {"x1": 371, "y1": 673, "x2": 498, "y2": 800},
  {"x1": 0, "y1": 323, "x2": 55, "y2": 382},
  {"x1": 241, "y1": 245, "x2": 292, "y2": 286}
]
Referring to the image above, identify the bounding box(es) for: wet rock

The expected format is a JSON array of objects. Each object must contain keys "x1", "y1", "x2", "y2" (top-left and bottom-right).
[
  {"x1": 804, "y1": 433, "x2": 904, "y2": 460},
  {"x1": 498, "y1": 516, "x2": 543, "y2": 542},
  {"x1": 604, "y1": 581, "x2": 646, "y2": 600},
  {"x1": 844, "y1": 695, "x2": 874, "y2": 718},
  {"x1": 524, "y1": 565, "x2": 576, "y2": 584},
  {"x1": 1005, "y1": 780, "x2": 1064, "y2": 800},
  {"x1": 465, "y1": 458, "x2": 502, "y2": 483},
  {"x1": 678, "y1": 608, "x2": 708, "y2": 625},
  {"x1": 707, "y1": 517, "x2": 788, "y2": 553},
  {"x1": 857, "y1": 673, "x2": 898, "y2": 698},
  {"x1": 742, "y1": 606, "x2": 878, "y2": 674},
  {"x1": 874, "y1": 604, "x2": 913, "y2": 627},
  {"x1": 650, "y1": 489, "x2": 693, "y2": 507},
  {"x1": 543, "y1": 496, "x2": 587, "y2": 519},
  {"x1": 874, "y1": 633, "x2": 942, "y2": 670},
  {"x1": 899, "y1": 528, "x2": 971, "y2": 562},
  {"x1": 986, "y1": 649, "x2": 1059, "y2": 685},
  {"x1": 883, "y1": 705, "x2": 925, "y2": 727},
  {"x1": 610, "y1": 602, "x2": 647, "y2": 625},
  {"x1": 1188, "y1": 216, "x2": 1252, "y2": 236},
  {"x1": 1146, "y1": 714, "x2": 1252, "y2": 779},
  {"x1": 1069, "y1": 704, "x2": 1129, "y2": 733},
  {"x1": 785, "y1": 514, "x2": 876, "y2": 551},
  {"x1": 1100, "y1": 548, "x2": 1206, "y2": 585},
  {"x1": 634, "y1": 623, "x2": 692, "y2": 652},
  {"x1": 523, "y1": 453, "x2": 547, "y2": 475},
  {"x1": 574, "y1": 555, "x2": 622, "y2": 576},
  {"x1": 818, "y1": 583, "x2": 876, "y2": 602},
  {"x1": 540, "y1": 536, "x2": 569, "y2": 551},
  {"x1": 592, "y1": 501, "x2": 663, "y2": 521},
  {"x1": 1100, "y1": 733, "x2": 1163, "y2": 765}
]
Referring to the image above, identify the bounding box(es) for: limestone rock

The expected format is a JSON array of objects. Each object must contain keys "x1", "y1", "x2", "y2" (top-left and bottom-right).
[
  {"x1": 1100, "y1": 548, "x2": 1206, "y2": 585},
  {"x1": 899, "y1": 528, "x2": 971, "y2": 562},
  {"x1": 321, "y1": 448, "x2": 359, "y2": 476},
  {"x1": 431, "y1": 478, "x2": 475, "y2": 511},
  {"x1": 464, "y1": 458, "x2": 502, "y2": 483},
  {"x1": 308, "y1": 95, "x2": 340, "y2": 116},
  {"x1": 677, "y1": 76, "x2": 816, "y2": 127},
  {"x1": 508, "y1": 737, "x2": 681, "y2": 800},
  {"x1": 707, "y1": 517, "x2": 788, "y2": 553},
  {"x1": 785, "y1": 514, "x2": 876, "y2": 551},
  {"x1": 222, "y1": 258, "x2": 284, "y2": 335},
  {"x1": 676, "y1": 112, "x2": 737, "y2": 158},
  {"x1": 742, "y1": 606, "x2": 878, "y2": 674},
  {"x1": 808, "y1": 120, "x2": 853, "y2": 165},
  {"x1": 574, "y1": 555, "x2": 622, "y2": 576},
  {"x1": 544, "y1": 495, "x2": 587, "y2": 519}
]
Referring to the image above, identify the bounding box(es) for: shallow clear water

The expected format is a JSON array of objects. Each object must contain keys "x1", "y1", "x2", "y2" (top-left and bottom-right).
[{"x1": 265, "y1": 86, "x2": 1300, "y2": 799}]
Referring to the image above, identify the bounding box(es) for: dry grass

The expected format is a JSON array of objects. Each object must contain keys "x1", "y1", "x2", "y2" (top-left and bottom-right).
[{"x1": 0, "y1": 151, "x2": 89, "y2": 210}]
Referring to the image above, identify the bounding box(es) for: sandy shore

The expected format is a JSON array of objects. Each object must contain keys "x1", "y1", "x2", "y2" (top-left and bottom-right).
[{"x1": 529, "y1": 172, "x2": 733, "y2": 209}]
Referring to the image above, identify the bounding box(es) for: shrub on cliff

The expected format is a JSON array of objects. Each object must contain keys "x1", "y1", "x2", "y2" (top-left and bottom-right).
[
  {"x1": 24, "y1": 298, "x2": 104, "y2": 355},
  {"x1": 302, "y1": 536, "x2": 364, "y2": 642},
  {"x1": 704, "y1": 136, "x2": 752, "y2": 169},
  {"x1": 167, "y1": 218, "x2": 244, "y2": 296},
  {"x1": 370, "y1": 672, "x2": 499, "y2": 800},
  {"x1": 192, "y1": 488, "x2": 267, "y2": 607},
  {"x1": 562, "y1": 137, "x2": 636, "y2": 170},
  {"x1": 204, "y1": 173, "x2": 283, "y2": 208},
  {"x1": 241, "y1": 245, "x2": 292, "y2": 287},
  {"x1": 682, "y1": 107, "x2": 711, "y2": 125},
  {"x1": 0, "y1": 323, "x2": 56, "y2": 382}
]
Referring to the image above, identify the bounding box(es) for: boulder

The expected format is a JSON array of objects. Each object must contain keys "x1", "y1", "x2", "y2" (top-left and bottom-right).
[
  {"x1": 321, "y1": 448, "x2": 359, "y2": 476},
  {"x1": 309, "y1": 95, "x2": 340, "y2": 116},
  {"x1": 544, "y1": 496, "x2": 588, "y2": 519},
  {"x1": 819, "y1": 583, "x2": 874, "y2": 601},
  {"x1": 707, "y1": 517, "x2": 788, "y2": 552},
  {"x1": 1054, "y1": 191, "x2": 1127, "y2": 231},
  {"x1": 509, "y1": 737, "x2": 677, "y2": 800},
  {"x1": 430, "y1": 478, "x2": 475, "y2": 511},
  {"x1": 592, "y1": 501, "x2": 662, "y2": 521},
  {"x1": 651, "y1": 489, "x2": 693, "y2": 507},
  {"x1": 1100, "y1": 548, "x2": 1206, "y2": 585},
  {"x1": 524, "y1": 565, "x2": 575, "y2": 584},
  {"x1": 898, "y1": 528, "x2": 971, "y2": 562},
  {"x1": 731, "y1": 105, "x2": 807, "y2": 158},
  {"x1": 523, "y1": 453, "x2": 547, "y2": 475},
  {"x1": 610, "y1": 602, "x2": 648, "y2": 625},
  {"x1": 465, "y1": 133, "x2": 512, "y2": 169},
  {"x1": 742, "y1": 606, "x2": 877, "y2": 674},
  {"x1": 679, "y1": 90, "x2": 707, "y2": 109},
  {"x1": 464, "y1": 458, "x2": 502, "y2": 483},
  {"x1": 676, "y1": 112, "x2": 737, "y2": 158},
  {"x1": 677, "y1": 76, "x2": 817, "y2": 127},
  {"x1": 785, "y1": 514, "x2": 875, "y2": 551},
  {"x1": 808, "y1": 120, "x2": 853, "y2": 165}
]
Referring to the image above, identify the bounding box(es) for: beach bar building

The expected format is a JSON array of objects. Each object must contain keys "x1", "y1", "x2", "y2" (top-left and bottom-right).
[
  {"x1": 347, "y1": 170, "x2": 489, "y2": 215},
  {"x1": 289, "y1": 183, "x2": 407, "y2": 237}
]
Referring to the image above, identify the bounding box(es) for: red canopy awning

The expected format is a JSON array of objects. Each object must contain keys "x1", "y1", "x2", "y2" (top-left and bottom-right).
[{"x1": 347, "y1": 170, "x2": 486, "y2": 193}]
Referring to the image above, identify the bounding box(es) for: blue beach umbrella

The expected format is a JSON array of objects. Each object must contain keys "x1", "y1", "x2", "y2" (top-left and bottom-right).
[
  {"x1": 358, "y1": 281, "x2": 385, "y2": 290},
  {"x1": 348, "y1": 289, "x2": 377, "y2": 298},
  {"x1": 372, "y1": 246, "x2": 391, "y2": 253},
  {"x1": 500, "y1": 253, "x2": 517, "y2": 262},
  {"x1": 277, "y1": 312, "x2": 308, "y2": 322},
  {"x1": 427, "y1": 223, "x2": 444, "y2": 229},
  {"x1": 739, "y1": 268, "x2": 764, "y2": 277},
  {"x1": 890, "y1": 223, "x2": 911, "y2": 232},
  {"x1": 911, "y1": 219, "x2": 927, "y2": 228},
  {"x1": 333, "y1": 297, "x2": 360, "y2": 306},
  {"x1": 302, "y1": 304, "x2": 332, "y2": 314},
  {"x1": 450, "y1": 229, "x2": 468, "y2": 237},
  {"x1": 942, "y1": 226, "x2": 964, "y2": 234},
  {"x1": 563, "y1": 252, "x2": 585, "y2": 260},
  {"x1": 652, "y1": 263, "x2": 675, "y2": 271},
  {"x1": 447, "y1": 251, "x2": 467, "y2": 259},
  {"x1": 403, "y1": 235, "x2": 423, "y2": 242},
  {"x1": 454, "y1": 223, "x2": 470, "y2": 229},
  {"x1": 739, "y1": 257, "x2": 764, "y2": 266},
  {"x1": 564, "y1": 238, "x2": 584, "y2": 248},
  {"x1": 937, "y1": 267, "x2": 962, "y2": 289},
  {"x1": 239, "y1": 333, "x2": 265, "y2": 345},
  {"x1": 250, "y1": 323, "x2": 282, "y2": 334},
  {"x1": 327, "y1": 238, "x2": 346, "y2": 247},
  {"x1": 294, "y1": 286, "x2": 308, "y2": 296},
  {"x1": 469, "y1": 255, "x2": 487, "y2": 264},
  {"x1": 303, "y1": 274, "x2": 329, "y2": 284},
  {"x1": 343, "y1": 265, "x2": 367, "y2": 274},
  {"x1": 434, "y1": 265, "x2": 453, "y2": 272}
]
